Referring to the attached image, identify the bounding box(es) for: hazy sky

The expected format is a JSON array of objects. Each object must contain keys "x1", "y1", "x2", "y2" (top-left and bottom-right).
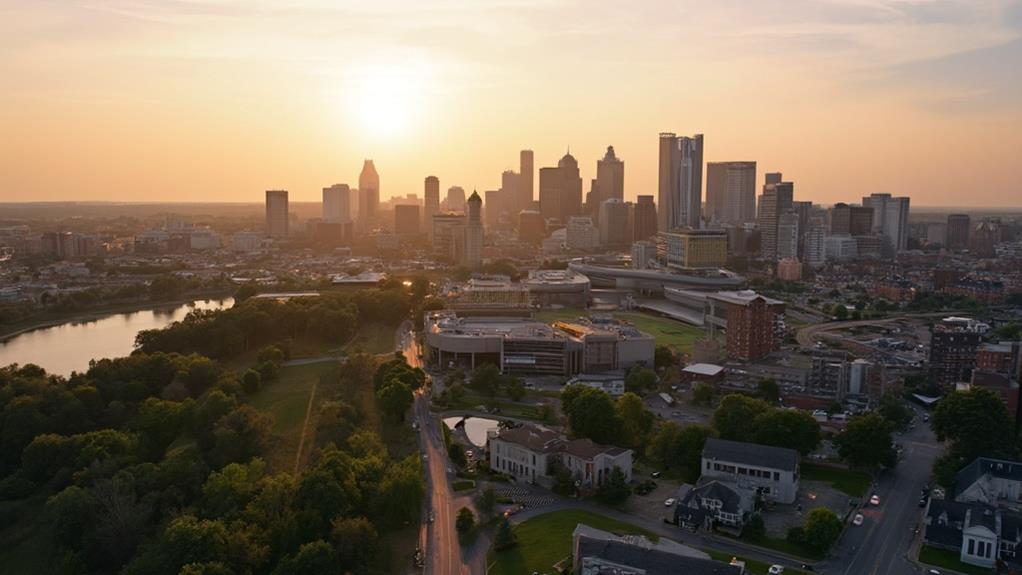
[{"x1": 2, "y1": 0, "x2": 1021, "y2": 206}]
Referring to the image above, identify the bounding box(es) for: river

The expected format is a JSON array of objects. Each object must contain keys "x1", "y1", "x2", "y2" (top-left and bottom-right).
[{"x1": 0, "y1": 298, "x2": 234, "y2": 376}]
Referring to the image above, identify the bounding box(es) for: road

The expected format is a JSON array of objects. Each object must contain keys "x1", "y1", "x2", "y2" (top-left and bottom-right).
[{"x1": 820, "y1": 414, "x2": 942, "y2": 575}]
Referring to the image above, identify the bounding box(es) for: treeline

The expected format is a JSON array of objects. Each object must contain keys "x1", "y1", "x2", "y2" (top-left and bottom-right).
[{"x1": 135, "y1": 289, "x2": 412, "y2": 360}]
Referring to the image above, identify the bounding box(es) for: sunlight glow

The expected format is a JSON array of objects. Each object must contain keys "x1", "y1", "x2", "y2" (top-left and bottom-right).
[{"x1": 350, "y1": 65, "x2": 423, "y2": 138}]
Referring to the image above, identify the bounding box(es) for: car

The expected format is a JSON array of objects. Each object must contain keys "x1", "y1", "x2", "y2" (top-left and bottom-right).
[
  {"x1": 650, "y1": 471, "x2": 662, "y2": 478},
  {"x1": 664, "y1": 498, "x2": 676, "y2": 507},
  {"x1": 870, "y1": 494, "x2": 881, "y2": 506},
  {"x1": 919, "y1": 497, "x2": 928, "y2": 507},
  {"x1": 924, "y1": 415, "x2": 930, "y2": 422},
  {"x1": 853, "y1": 513, "x2": 864, "y2": 526},
  {"x1": 465, "y1": 450, "x2": 474, "y2": 460},
  {"x1": 928, "y1": 570, "x2": 941, "y2": 575},
  {"x1": 768, "y1": 565, "x2": 785, "y2": 574},
  {"x1": 800, "y1": 564, "x2": 815, "y2": 572}
]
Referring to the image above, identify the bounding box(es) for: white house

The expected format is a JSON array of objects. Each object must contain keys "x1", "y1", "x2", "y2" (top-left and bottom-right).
[
  {"x1": 955, "y1": 457, "x2": 1022, "y2": 506},
  {"x1": 700, "y1": 438, "x2": 800, "y2": 504},
  {"x1": 488, "y1": 424, "x2": 632, "y2": 488}
]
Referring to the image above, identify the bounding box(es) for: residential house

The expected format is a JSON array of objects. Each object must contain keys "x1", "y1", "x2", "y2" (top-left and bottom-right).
[
  {"x1": 701, "y1": 438, "x2": 800, "y2": 504},
  {"x1": 924, "y1": 499, "x2": 1022, "y2": 569},
  {"x1": 572, "y1": 523, "x2": 744, "y2": 575},
  {"x1": 956, "y1": 457, "x2": 1022, "y2": 506},
  {"x1": 674, "y1": 480, "x2": 755, "y2": 531},
  {"x1": 488, "y1": 424, "x2": 633, "y2": 488}
]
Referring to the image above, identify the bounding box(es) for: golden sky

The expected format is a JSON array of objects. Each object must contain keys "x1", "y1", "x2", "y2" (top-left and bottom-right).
[{"x1": 2, "y1": 0, "x2": 1021, "y2": 206}]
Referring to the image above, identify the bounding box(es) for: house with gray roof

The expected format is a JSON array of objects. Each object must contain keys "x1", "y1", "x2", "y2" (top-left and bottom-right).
[
  {"x1": 674, "y1": 479, "x2": 755, "y2": 532},
  {"x1": 923, "y1": 498, "x2": 1022, "y2": 569},
  {"x1": 956, "y1": 456, "x2": 1022, "y2": 506},
  {"x1": 572, "y1": 523, "x2": 744, "y2": 575},
  {"x1": 701, "y1": 438, "x2": 800, "y2": 504}
]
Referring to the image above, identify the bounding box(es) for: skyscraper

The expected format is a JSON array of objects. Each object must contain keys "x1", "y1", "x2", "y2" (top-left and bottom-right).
[
  {"x1": 706, "y1": 161, "x2": 756, "y2": 224},
  {"x1": 265, "y1": 190, "x2": 289, "y2": 239},
  {"x1": 358, "y1": 160, "x2": 379, "y2": 232},
  {"x1": 539, "y1": 151, "x2": 583, "y2": 224},
  {"x1": 446, "y1": 186, "x2": 466, "y2": 213},
  {"x1": 862, "y1": 193, "x2": 910, "y2": 254},
  {"x1": 519, "y1": 150, "x2": 534, "y2": 212},
  {"x1": 658, "y1": 132, "x2": 703, "y2": 231},
  {"x1": 947, "y1": 214, "x2": 971, "y2": 251},
  {"x1": 633, "y1": 195, "x2": 658, "y2": 241},
  {"x1": 394, "y1": 205, "x2": 420, "y2": 236},
  {"x1": 322, "y1": 184, "x2": 351, "y2": 223},
  {"x1": 424, "y1": 176, "x2": 440, "y2": 236},
  {"x1": 829, "y1": 203, "x2": 873, "y2": 236},
  {"x1": 757, "y1": 175, "x2": 794, "y2": 261},
  {"x1": 464, "y1": 191, "x2": 483, "y2": 268},
  {"x1": 598, "y1": 198, "x2": 632, "y2": 248},
  {"x1": 595, "y1": 145, "x2": 624, "y2": 208}
]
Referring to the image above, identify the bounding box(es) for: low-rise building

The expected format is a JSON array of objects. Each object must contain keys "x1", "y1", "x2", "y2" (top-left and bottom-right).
[
  {"x1": 674, "y1": 480, "x2": 755, "y2": 531},
  {"x1": 681, "y1": 363, "x2": 726, "y2": 386},
  {"x1": 701, "y1": 438, "x2": 800, "y2": 504},
  {"x1": 572, "y1": 523, "x2": 742, "y2": 575},
  {"x1": 487, "y1": 424, "x2": 632, "y2": 488}
]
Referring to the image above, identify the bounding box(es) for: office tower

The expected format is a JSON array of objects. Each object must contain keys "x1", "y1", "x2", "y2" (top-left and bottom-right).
[
  {"x1": 830, "y1": 203, "x2": 873, "y2": 236},
  {"x1": 446, "y1": 186, "x2": 466, "y2": 213},
  {"x1": 538, "y1": 151, "x2": 583, "y2": 224},
  {"x1": 394, "y1": 205, "x2": 420, "y2": 235},
  {"x1": 776, "y1": 257, "x2": 802, "y2": 281},
  {"x1": 804, "y1": 217, "x2": 827, "y2": 268},
  {"x1": 322, "y1": 184, "x2": 351, "y2": 223},
  {"x1": 947, "y1": 214, "x2": 971, "y2": 251},
  {"x1": 971, "y1": 219, "x2": 1000, "y2": 258},
  {"x1": 757, "y1": 176, "x2": 794, "y2": 261},
  {"x1": 658, "y1": 133, "x2": 704, "y2": 231},
  {"x1": 706, "y1": 161, "x2": 756, "y2": 224},
  {"x1": 485, "y1": 189, "x2": 511, "y2": 229},
  {"x1": 358, "y1": 160, "x2": 380, "y2": 232},
  {"x1": 776, "y1": 212, "x2": 800, "y2": 260},
  {"x1": 929, "y1": 317, "x2": 984, "y2": 386},
  {"x1": 655, "y1": 229, "x2": 727, "y2": 269},
  {"x1": 464, "y1": 191, "x2": 483, "y2": 268},
  {"x1": 631, "y1": 241, "x2": 657, "y2": 269},
  {"x1": 598, "y1": 198, "x2": 632, "y2": 248},
  {"x1": 566, "y1": 216, "x2": 599, "y2": 250},
  {"x1": 825, "y1": 235, "x2": 858, "y2": 261},
  {"x1": 432, "y1": 213, "x2": 466, "y2": 262},
  {"x1": 725, "y1": 295, "x2": 777, "y2": 361},
  {"x1": 501, "y1": 169, "x2": 518, "y2": 214},
  {"x1": 265, "y1": 190, "x2": 289, "y2": 239},
  {"x1": 519, "y1": 150, "x2": 534, "y2": 213},
  {"x1": 424, "y1": 176, "x2": 440, "y2": 235},
  {"x1": 764, "y1": 172, "x2": 782, "y2": 186},
  {"x1": 862, "y1": 193, "x2": 910, "y2": 254},
  {"x1": 633, "y1": 195, "x2": 658, "y2": 241},
  {"x1": 594, "y1": 145, "x2": 624, "y2": 208},
  {"x1": 518, "y1": 210, "x2": 546, "y2": 243}
]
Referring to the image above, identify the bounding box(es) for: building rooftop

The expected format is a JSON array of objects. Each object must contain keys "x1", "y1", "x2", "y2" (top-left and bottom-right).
[
  {"x1": 683, "y1": 363, "x2": 724, "y2": 377},
  {"x1": 706, "y1": 290, "x2": 785, "y2": 307},
  {"x1": 703, "y1": 438, "x2": 799, "y2": 472},
  {"x1": 955, "y1": 457, "x2": 1022, "y2": 498},
  {"x1": 492, "y1": 424, "x2": 564, "y2": 453}
]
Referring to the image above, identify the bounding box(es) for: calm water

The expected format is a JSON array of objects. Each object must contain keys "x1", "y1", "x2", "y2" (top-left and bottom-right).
[
  {"x1": 0, "y1": 298, "x2": 234, "y2": 376},
  {"x1": 443, "y1": 416, "x2": 500, "y2": 447}
]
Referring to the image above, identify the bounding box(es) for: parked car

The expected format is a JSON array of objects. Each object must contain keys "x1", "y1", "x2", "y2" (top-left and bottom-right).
[
  {"x1": 768, "y1": 565, "x2": 785, "y2": 574},
  {"x1": 853, "y1": 513, "x2": 864, "y2": 526},
  {"x1": 870, "y1": 494, "x2": 881, "y2": 506},
  {"x1": 664, "y1": 498, "x2": 676, "y2": 507},
  {"x1": 650, "y1": 471, "x2": 662, "y2": 478}
]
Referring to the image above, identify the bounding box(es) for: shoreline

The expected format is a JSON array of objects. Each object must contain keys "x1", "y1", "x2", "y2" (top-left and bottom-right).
[{"x1": 0, "y1": 291, "x2": 234, "y2": 344}]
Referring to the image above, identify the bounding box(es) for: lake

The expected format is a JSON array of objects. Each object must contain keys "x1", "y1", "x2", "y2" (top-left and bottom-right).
[{"x1": 0, "y1": 298, "x2": 234, "y2": 376}]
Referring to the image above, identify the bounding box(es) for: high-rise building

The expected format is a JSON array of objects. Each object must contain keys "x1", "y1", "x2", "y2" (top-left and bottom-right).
[
  {"x1": 724, "y1": 295, "x2": 777, "y2": 361},
  {"x1": 265, "y1": 190, "x2": 289, "y2": 239},
  {"x1": 862, "y1": 193, "x2": 910, "y2": 254},
  {"x1": 971, "y1": 219, "x2": 1001, "y2": 258},
  {"x1": 804, "y1": 217, "x2": 827, "y2": 268},
  {"x1": 518, "y1": 210, "x2": 546, "y2": 243},
  {"x1": 658, "y1": 133, "x2": 704, "y2": 231},
  {"x1": 776, "y1": 212, "x2": 800, "y2": 261},
  {"x1": 566, "y1": 216, "x2": 599, "y2": 250},
  {"x1": 424, "y1": 176, "x2": 440, "y2": 236},
  {"x1": 947, "y1": 214, "x2": 971, "y2": 251},
  {"x1": 598, "y1": 198, "x2": 632, "y2": 248},
  {"x1": 464, "y1": 191, "x2": 483, "y2": 268},
  {"x1": 655, "y1": 229, "x2": 727, "y2": 269},
  {"x1": 485, "y1": 189, "x2": 513, "y2": 229},
  {"x1": 432, "y1": 213, "x2": 466, "y2": 262},
  {"x1": 539, "y1": 152, "x2": 583, "y2": 224},
  {"x1": 633, "y1": 195, "x2": 658, "y2": 241},
  {"x1": 829, "y1": 203, "x2": 873, "y2": 236},
  {"x1": 358, "y1": 160, "x2": 380, "y2": 232},
  {"x1": 929, "y1": 317, "x2": 985, "y2": 386},
  {"x1": 322, "y1": 184, "x2": 351, "y2": 224},
  {"x1": 519, "y1": 150, "x2": 534, "y2": 213},
  {"x1": 594, "y1": 145, "x2": 624, "y2": 209},
  {"x1": 501, "y1": 169, "x2": 519, "y2": 223},
  {"x1": 446, "y1": 186, "x2": 466, "y2": 213},
  {"x1": 394, "y1": 205, "x2": 420, "y2": 236},
  {"x1": 706, "y1": 161, "x2": 756, "y2": 224},
  {"x1": 757, "y1": 176, "x2": 794, "y2": 261}
]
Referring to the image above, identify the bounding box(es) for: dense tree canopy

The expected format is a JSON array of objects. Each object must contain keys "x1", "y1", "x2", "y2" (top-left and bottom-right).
[
  {"x1": 833, "y1": 413, "x2": 896, "y2": 469},
  {"x1": 932, "y1": 388, "x2": 1014, "y2": 462}
]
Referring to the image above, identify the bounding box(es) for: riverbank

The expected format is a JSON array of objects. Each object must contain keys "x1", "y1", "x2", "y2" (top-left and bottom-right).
[{"x1": 0, "y1": 290, "x2": 234, "y2": 343}]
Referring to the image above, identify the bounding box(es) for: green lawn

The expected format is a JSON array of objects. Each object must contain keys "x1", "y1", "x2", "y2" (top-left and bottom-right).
[
  {"x1": 247, "y1": 360, "x2": 337, "y2": 471},
  {"x1": 347, "y1": 322, "x2": 399, "y2": 355},
  {"x1": 488, "y1": 510, "x2": 657, "y2": 575},
  {"x1": 801, "y1": 462, "x2": 873, "y2": 497},
  {"x1": 534, "y1": 309, "x2": 705, "y2": 353},
  {"x1": 704, "y1": 549, "x2": 807, "y2": 575},
  {"x1": 739, "y1": 534, "x2": 824, "y2": 561},
  {"x1": 919, "y1": 545, "x2": 992, "y2": 575}
]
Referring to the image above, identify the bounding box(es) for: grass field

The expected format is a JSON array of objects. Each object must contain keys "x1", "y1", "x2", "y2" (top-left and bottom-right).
[
  {"x1": 919, "y1": 545, "x2": 992, "y2": 575},
  {"x1": 534, "y1": 308, "x2": 705, "y2": 353},
  {"x1": 346, "y1": 322, "x2": 399, "y2": 355},
  {"x1": 487, "y1": 510, "x2": 657, "y2": 575},
  {"x1": 801, "y1": 462, "x2": 873, "y2": 497}
]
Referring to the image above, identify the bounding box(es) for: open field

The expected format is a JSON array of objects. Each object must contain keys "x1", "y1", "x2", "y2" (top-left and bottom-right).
[
  {"x1": 534, "y1": 309, "x2": 705, "y2": 353},
  {"x1": 488, "y1": 510, "x2": 657, "y2": 575},
  {"x1": 801, "y1": 462, "x2": 873, "y2": 498}
]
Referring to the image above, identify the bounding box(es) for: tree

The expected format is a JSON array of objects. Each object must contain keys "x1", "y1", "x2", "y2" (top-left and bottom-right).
[
  {"x1": 648, "y1": 422, "x2": 682, "y2": 470},
  {"x1": 625, "y1": 367, "x2": 657, "y2": 394},
  {"x1": 373, "y1": 455, "x2": 424, "y2": 528},
  {"x1": 506, "y1": 378, "x2": 526, "y2": 401},
  {"x1": 475, "y1": 486, "x2": 497, "y2": 520},
  {"x1": 876, "y1": 393, "x2": 911, "y2": 430},
  {"x1": 654, "y1": 345, "x2": 675, "y2": 371},
  {"x1": 833, "y1": 305, "x2": 849, "y2": 320},
  {"x1": 209, "y1": 406, "x2": 273, "y2": 468},
  {"x1": 743, "y1": 513, "x2": 765, "y2": 539},
  {"x1": 932, "y1": 388, "x2": 1014, "y2": 462},
  {"x1": 455, "y1": 507, "x2": 475, "y2": 537},
  {"x1": 493, "y1": 518, "x2": 517, "y2": 551},
  {"x1": 596, "y1": 466, "x2": 631, "y2": 505},
  {"x1": 712, "y1": 394, "x2": 769, "y2": 442},
  {"x1": 469, "y1": 363, "x2": 503, "y2": 397},
  {"x1": 376, "y1": 380, "x2": 413, "y2": 423},
  {"x1": 271, "y1": 540, "x2": 335, "y2": 575},
  {"x1": 646, "y1": 422, "x2": 713, "y2": 482},
  {"x1": 692, "y1": 383, "x2": 715, "y2": 406},
  {"x1": 563, "y1": 387, "x2": 621, "y2": 444},
  {"x1": 241, "y1": 370, "x2": 262, "y2": 394},
  {"x1": 751, "y1": 409, "x2": 821, "y2": 455},
  {"x1": 756, "y1": 379, "x2": 780, "y2": 404},
  {"x1": 135, "y1": 397, "x2": 190, "y2": 461},
  {"x1": 803, "y1": 507, "x2": 843, "y2": 551},
  {"x1": 448, "y1": 441, "x2": 468, "y2": 468},
  {"x1": 330, "y1": 516, "x2": 379, "y2": 571},
  {"x1": 616, "y1": 392, "x2": 654, "y2": 449},
  {"x1": 833, "y1": 413, "x2": 896, "y2": 469}
]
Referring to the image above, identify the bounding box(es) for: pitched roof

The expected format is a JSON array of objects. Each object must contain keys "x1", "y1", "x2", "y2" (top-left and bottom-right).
[
  {"x1": 686, "y1": 480, "x2": 744, "y2": 515},
  {"x1": 563, "y1": 438, "x2": 629, "y2": 459},
  {"x1": 955, "y1": 457, "x2": 1022, "y2": 497},
  {"x1": 575, "y1": 536, "x2": 741, "y2": 575},
  {"x1": 492, "y1": 424, "x2": 563, "y2": 453},
  {"x1": 702, "y1": 438, "x2": 799, "y2": 472}
]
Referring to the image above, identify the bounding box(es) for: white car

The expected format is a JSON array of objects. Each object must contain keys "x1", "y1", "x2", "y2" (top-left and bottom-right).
[
  {"x1": 768, "y1": 565, "x2": 785, "y2": 574},
  {"x1": 870, "y1": 494, "x2": 881, "y2": 506},
  {"x1": 664, "y1": 498, "x2": 676, "y2": 507},
  {"x1": 853, "y1": 513, "x2": 864, "y2": 526}
]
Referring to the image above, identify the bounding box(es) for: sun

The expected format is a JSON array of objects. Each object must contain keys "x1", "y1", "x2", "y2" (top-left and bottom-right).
[{"x1": 351, "y1": 65, "x2": 421, "y2": 138}]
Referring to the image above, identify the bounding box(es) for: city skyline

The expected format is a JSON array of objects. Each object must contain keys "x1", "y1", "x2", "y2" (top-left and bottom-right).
[{"x1": 2, "y1": 1, "x2": 1021, "y2": 206}]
